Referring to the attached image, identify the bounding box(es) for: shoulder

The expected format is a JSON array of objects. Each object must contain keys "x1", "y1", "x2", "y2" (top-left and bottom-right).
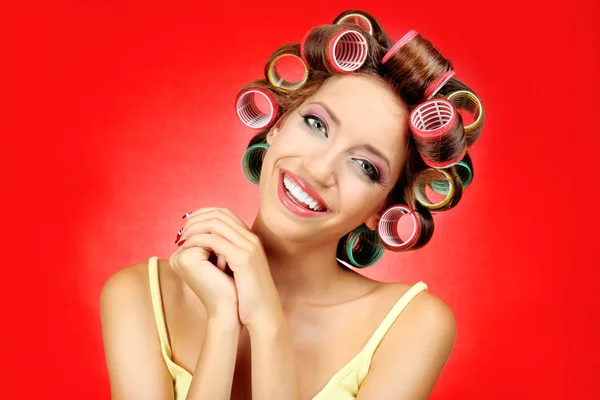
[
  {"x1": 100, "y1": 260, "x2": 152, "y2": 331},
  {"x1": 380, "y1": 281, "x2": 456, "y2": 346},
  {"x1": 100, "y1": 257, "x2": 181, "y2": 309},
  {"x1": 100, "y1": 260, "x2": 149, "y2": 303},
  {"x1": 354, "y1": 278, "x2": 456, "y2": 350},
  {"x1": 356, "y1": 282, "x2": 456, "y2": 399},
  {"x1": 99, "y1": 257, "x2": 174, "y2": 347},
  {"x1": 377, "y1": 281, "x2": 455, "y2": 323},
  {"x1": 100, "y1": 257, "x2": 178, "y2": 399}
]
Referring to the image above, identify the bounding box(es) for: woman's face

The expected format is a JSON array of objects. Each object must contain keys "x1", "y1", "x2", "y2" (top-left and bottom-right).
[{"x1": 260, "y1": 74, "x2": 409, "y2": 244}]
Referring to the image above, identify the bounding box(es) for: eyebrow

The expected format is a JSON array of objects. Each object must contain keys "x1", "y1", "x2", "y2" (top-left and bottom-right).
[
  {"x1": 309, "y1": 101, "x2": 391, "y2": 171},
  {"x1": 362, "y1": 144, "x2": 390, "y2": 170},
  {"x1": 311, "y1": 101, "x2": 341, "y2": 126}
]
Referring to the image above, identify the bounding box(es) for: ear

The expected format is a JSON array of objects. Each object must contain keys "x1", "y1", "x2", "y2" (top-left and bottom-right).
[
  {"x1": 364, "y1": 206, "x2": 384, "y2": 231},
  {"x1": 266, "y1": 113, "x2": 290, "y2": 145},
  {"x1": 266, "y1": 125, "x2": 279, "y2": 145}
]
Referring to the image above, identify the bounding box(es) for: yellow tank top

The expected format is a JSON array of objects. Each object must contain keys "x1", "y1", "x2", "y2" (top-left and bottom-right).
[{"x1": 148, "y1": 256, "x2": 428, "y2": 400}]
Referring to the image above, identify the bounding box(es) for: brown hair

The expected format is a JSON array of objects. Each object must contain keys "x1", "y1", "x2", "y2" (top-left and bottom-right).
[{"x1": 237, "y1": 9, "x2": 484, "y2": 265}]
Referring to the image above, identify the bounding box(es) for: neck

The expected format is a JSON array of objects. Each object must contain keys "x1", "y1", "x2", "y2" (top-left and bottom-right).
[{"x1": 250, "y1": 211, "x2": 352, "y2": 304}]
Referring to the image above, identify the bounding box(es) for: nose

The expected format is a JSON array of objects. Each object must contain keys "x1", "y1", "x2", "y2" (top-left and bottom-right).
[{"x1": 302, "y1": 149, "x2": 338, "y2": 188}]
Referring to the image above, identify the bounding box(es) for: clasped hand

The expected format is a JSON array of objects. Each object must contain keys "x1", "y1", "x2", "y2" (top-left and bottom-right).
[{"x1": 169, "y1": 207, "x2": 281, "y2": 331}]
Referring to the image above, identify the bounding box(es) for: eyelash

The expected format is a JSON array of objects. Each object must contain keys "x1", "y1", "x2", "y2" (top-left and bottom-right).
[{"x1": 300, "y1": 113, "x2": 383, "y2": 185}]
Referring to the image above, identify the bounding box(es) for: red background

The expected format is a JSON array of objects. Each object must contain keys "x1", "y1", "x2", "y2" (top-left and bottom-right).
[{"x1": 8, "y1": 0, "x2": 599, "y2": 398}]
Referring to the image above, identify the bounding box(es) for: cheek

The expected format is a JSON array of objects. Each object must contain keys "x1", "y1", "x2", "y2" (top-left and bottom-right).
[
  {"x1": 338, "y1": 178, "x2": 381, "y2": 212},
  {"x1": 273, "y1": 127, "x2": 318, "y2": 153},
  {"x1": 262, "y1": 128, "x2": 307, "y2": 170}
]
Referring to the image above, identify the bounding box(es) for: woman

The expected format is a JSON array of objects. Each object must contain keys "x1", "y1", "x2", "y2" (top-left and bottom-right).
[{"x1": 100, "y1": 9, "x2": 485, "y2": 400}]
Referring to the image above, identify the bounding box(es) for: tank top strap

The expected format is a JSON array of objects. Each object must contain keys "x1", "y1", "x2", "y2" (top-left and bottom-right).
[
  {"x1": 148, "y1": 256, "x2": 173, "y2": 359},
  {"x1": 362, "y1": 281, "x2": 428, "y2": 357}
]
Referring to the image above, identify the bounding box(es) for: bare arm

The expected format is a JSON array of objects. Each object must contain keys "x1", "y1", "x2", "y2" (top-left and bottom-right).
[
  {"x1": 185, "y1": 315, "x2": 242, "y2": 399},
  {"x1": 100, "y1": 264, "x2": 175, "y2": 400},
  {"x1": 101, "y1": 263, "x2": 242, "y2": 400},
  {"x1": 356, "y1": 294, "x2": 457, "y2": 399},
  {"x1": 248, "y1": 308, "x2": 301, "y2": 400}
]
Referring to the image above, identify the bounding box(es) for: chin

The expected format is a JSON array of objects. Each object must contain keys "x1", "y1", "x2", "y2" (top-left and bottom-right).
[{"x1": 259, "y1": 202, "x2": 313, "y2": 241}]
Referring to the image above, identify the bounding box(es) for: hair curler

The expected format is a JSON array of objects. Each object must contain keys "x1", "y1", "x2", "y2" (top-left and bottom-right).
[
  {"x1": 424, "y1": 70, "x2": 456, "y2": 100},
  {"x1": 334, "y1": 12, "x2": 374, "y2": 35},
  {"x1": 381, "y1": 30, "x2": 418, "y2": 64},
  {"x1": 378, "y1": 205, "x2": 421, "y2": 251},
  {"x1": 344, "y1": 224, "x2": 385, "y2": 268},
  {"x1": 299, "y1": 29, "x2": 312, "y2": 67},
  {"x1": 414, "y1": 168, "x2": 462, "y2": 211},
  {"x1": 241, "y1": 143, "x2": 270, "y2": 184},
  {"x1": 444, "y1": 90, "x2": 485, "y2": 146},
  {"x1": 329, "y1": 29, "x2": 368, "y2": 72},
  {"x1": 410, "y1": 98, "x2": 466, "y2": 168},
  {"x1": 235, "y1": 87, "x2": 279, "y2": 129},
  {"x1": 267, "y1": 53, "x2": 309, "y2": 92},
  {"x1": 301, "y1": 26, "x2": 369, "y2": 73},
  {"x1": 429, "y1": 154, "x2": 473, "y2": 195}
]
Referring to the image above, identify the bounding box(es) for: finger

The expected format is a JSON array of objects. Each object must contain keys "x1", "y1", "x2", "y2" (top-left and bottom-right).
[
  {"x1": 176, "y1": 247, "x2": 236, "y2": 285},
  {"x1": 216, "y1": 253, "x2": 227, "y2": 272},
  {"x1": 179, "y1": 233, "x2": 244, "y2": 270},
  {"x1": 170, "y1": 244, "x2": 210, "y2": 270},
  {"x1": 169, "y1": 245, "x2": 186, "y2": 269},
  {"x1": 186, "y1": 208, "x2": 250, "y2": 231},
  {"x1": 181, "y1": 208, "x2": 262, "y2": 251},
  {"x1": 216, "y1": 208, "x2": 250, "y2": 230},
  {"x1": 183, "y1": 214, "x2": 255, "y2": 250}
]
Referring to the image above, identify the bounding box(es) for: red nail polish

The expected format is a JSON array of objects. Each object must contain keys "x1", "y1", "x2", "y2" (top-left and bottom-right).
[
  {"x1": 177, "y1": 239, "x2": 186, "y2": 247},
  {"x1": 174, "y1": 234, "x2": 181, "y2": 244},
  {"x1": 181, "y1": 211, "x2": 193, "y2": 219}
]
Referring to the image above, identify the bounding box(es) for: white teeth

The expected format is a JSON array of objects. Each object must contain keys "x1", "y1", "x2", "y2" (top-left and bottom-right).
[
  {"x1": 294, "y1": 187, "x2": 308, "y2": 202},
  {"x1": 283, "y1": 174, "x2": 326, "y2": 211}
]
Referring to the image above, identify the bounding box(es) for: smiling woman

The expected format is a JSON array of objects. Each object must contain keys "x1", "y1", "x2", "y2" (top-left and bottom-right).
[
  {"x1": 241, "y1": 18, "x2": 482, "y2": 269},
  {"x1": 101, "y1": 8, "x2": 485, "y2": 400}
]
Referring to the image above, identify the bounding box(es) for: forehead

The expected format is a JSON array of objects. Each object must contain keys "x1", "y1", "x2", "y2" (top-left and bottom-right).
[{"x1": 306, "y1": 74, "x2": 409, "y2": 170}]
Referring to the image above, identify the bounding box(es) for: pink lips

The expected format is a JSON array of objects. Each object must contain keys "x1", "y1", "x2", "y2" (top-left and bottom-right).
[
  {"x1": 278, "y1": 169, "x2": 330, "y2": 217},
  {"x1": 280, "y1": 169, "x2": 329, "y2": 210}
]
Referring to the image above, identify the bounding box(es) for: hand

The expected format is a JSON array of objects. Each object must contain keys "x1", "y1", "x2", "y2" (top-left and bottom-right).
[
  {"x1": 169, "y1": 224, "x2": 240, "y2": 323},
  {"x1": 177, "y1": 208, "x2": 282, "y2": 331}
]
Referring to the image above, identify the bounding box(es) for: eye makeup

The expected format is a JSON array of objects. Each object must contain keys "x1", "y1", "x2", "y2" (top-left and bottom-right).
[
  {"x1": 300, "y1": 112, "x2": 328, "y2": 136},
  {"x1": 300, "y1": 106, "x2": 330, "y2": 133},
  {"x1": 297, "y1": 106, "x2": 391, "y2": 186}
]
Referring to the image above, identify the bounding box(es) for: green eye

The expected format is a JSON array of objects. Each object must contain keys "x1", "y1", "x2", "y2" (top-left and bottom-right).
[
  {"x1": 304, "y1": 115, "x2": 328, "y2": 136},
  {"x1": 354, "y1": 159, "x2": 381, "y2": 183}
]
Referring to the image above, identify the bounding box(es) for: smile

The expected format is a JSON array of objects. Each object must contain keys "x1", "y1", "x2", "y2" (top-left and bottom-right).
[{"x1": 277, "y1": 169, "x2": 331, "y2": 217}]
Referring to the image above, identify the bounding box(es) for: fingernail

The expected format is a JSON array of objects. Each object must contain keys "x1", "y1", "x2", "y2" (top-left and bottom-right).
[
  {"x1": 177, "y1": 239, "x2": 186, "y2": 247},
  {"x1": 181, "y1": 211, "x2": 193, "y2": 219},
  {"x1": 175, "y1": 227, "x2": 184, "y2": 243}
]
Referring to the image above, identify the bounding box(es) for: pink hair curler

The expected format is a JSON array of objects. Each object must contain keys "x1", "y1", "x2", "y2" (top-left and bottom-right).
[
  {"x1": 410, "y1": 98, "x2": 457, "y2": 139},
  {"x1": 424, "y1": 70, "x2": 456, "y2": 100},
  {"x1": 235, "y1": 88, "x2": 279, "y2": 129},
  {"x1": 410, "y1": 98, "x2": 466, "y2": 168},
  {"x1": 381, "y1": 30, "x2": 418, "y2": 64},
  {"x1": 327, "y1": 28, "x2": 368, "y2": 73},
  {"x1": 335, "y1": 13, "x2": 374, "y2": 35},
  {"x1": 420, "y1": 146, "x2": 467, "y2": 169},
  {"x1": 378, "y1": 205, "x2": 421, "y2": 251},
  {"x1": 300, "y1": 29, "x2": 312, "y2": 67}
]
